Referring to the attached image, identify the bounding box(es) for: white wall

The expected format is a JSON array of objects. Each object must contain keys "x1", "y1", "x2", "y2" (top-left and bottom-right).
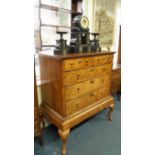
[{"x1": 83, "y1": 0, "x2": 121, "y2": 65}]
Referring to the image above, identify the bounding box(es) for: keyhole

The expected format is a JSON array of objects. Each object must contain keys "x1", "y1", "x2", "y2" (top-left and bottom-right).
[{"x1": 77, "y1": 74, "x2": 80, "y2": 79}]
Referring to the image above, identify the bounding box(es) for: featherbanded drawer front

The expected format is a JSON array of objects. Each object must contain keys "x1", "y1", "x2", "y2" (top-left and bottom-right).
[{"x1": 39, "y1": 51, "x2": 115, "y2": 155}]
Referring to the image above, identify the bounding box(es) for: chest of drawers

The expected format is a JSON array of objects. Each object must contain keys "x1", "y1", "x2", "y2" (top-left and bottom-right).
[{"x1": 39, "y1": 51, "x2": 115, "y2": 155}]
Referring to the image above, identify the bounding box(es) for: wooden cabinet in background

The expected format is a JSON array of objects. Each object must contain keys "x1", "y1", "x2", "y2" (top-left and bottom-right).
[
  {"x1": 39, "y1": 51, "x2": 115, "y2": 155},
  {"x1": 111, "y1": 65, "x2": 121, "y2": 99},
  {"x1": 34, "y1": 67, "x2": 44, "y2": 145}
]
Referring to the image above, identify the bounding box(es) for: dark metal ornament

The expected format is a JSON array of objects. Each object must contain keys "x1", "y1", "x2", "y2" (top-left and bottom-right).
[
  {"x1": 90, "y1": 33, "x2": 101, "y2": 52},
  {"x1": 54, "y1": 32, "x2": 69, "y2": 54},
  {"x1": 53, "y1": 15, "x2": 101, "y2": 54}
]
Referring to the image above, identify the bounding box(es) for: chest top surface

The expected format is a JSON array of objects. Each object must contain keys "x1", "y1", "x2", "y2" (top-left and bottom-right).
[{"x1": 38, "y1": 50, "x2": 115, "y2": 60}]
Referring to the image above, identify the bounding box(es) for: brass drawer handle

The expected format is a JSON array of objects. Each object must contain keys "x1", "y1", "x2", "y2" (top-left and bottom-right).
[
  {"x1": 90, "y1": 80, "x2": 94, "y2": 84},
  {"x1": 70, "y1": 63, "x2": 74, "y2": 66},
  {"x1": 90, "y1": 93, "x2": 94, "y2": 96},
  {"x1": 78, "y1": 60, "x2": 81, "y2": 64},
  {"x1": 77, "y1": 74, "x2": 80, "y2": 79},
  {"x1": 85, "y1": 60, "x2": 89, "y2": 64},
  {"x1": 77, "y1": 88, "x2": 80, "y2": 92},
  {"x1": 100, "y1": 92, "x2": 104, "y2": 95}
]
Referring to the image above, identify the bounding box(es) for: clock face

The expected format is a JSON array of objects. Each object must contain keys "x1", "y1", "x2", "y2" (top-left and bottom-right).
[{"x1": 80, "y1": 16, "x2": 89, "y2": 30}]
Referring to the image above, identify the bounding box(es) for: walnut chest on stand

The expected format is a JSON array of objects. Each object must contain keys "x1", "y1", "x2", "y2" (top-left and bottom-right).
[{"x1": 39, "y1": 51, "x2": 115, "y2": 155}]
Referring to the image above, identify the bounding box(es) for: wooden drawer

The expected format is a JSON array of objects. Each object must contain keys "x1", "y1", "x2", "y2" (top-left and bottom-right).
[
  {"x1": 63, "y1": 57, "x2": 93, "y2": 71},
  {"x1": 64, "y1": 78, "x2": 99, "y2": 101},
  {"x1": 63, "y1": 64, "x2": 111, "y2": 86},
  {"x1": 93, "y1": 55, "x2": 113, "y2": 66},
  {"x1": 65, "y1": 87, "x2": 110, "y2": 116},
  {"x1": 64, "y1": 75, "x2": 109, "y2": 101},
  {"x1": 85, "y1": 90, "x2": 98, "y2": 106}
]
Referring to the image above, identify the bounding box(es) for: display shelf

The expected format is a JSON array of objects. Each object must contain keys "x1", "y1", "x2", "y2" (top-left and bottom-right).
[
  {"x1": 41, "y1": 24, "x2": 71, "y2": 29},
  {"x1": 36, "y1": 1, "x2": 83, "y2": 51},
  {"x1": 71, "y1": 11, "x2": 82, "y2": 15},
  {"x1": 40, "y1": 3, "x2": 82, "y2": 15},
  {"x1": 42, "y1": 45, "x2": 55, "y2": 47},
  {"x1": 40, "y1": 4, "x2": 71, "y2": 12}
]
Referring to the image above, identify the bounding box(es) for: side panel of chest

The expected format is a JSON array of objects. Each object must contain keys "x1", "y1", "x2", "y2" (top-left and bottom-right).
[{"x1": 39, "y1": 56, "x2": 64, "y2": 116}]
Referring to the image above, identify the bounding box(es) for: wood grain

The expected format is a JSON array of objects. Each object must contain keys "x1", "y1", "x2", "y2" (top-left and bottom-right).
[{"x1": 39, "y1": 52, "x2": 115, "y2": 155}]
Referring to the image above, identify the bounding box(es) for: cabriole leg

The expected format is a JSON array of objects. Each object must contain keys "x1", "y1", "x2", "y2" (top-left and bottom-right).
[
  {"x1": 58, "y1": 129, "x2": 70, "y2": 155},
  {"x1": 108, "y1": 104, "x2": 114, "y2": 121}
]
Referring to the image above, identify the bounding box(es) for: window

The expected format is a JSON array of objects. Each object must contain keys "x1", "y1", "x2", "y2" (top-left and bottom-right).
[
  {"x1": 34, "y1": 0, "x2": 71, "y2": 51},
  {"x1": 34, "y1": 0, "x2": 71, "y2": 84}
]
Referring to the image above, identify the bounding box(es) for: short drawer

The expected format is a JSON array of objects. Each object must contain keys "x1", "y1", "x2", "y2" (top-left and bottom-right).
[
  {"x1": 63, "y1": 65, "x2": 109, "y2": 86},
  {"x1": 93, "y1": 55, "x2": 113, "y2": 66},
  {"x1": 63, "y1": 57, "x2": 93, "y2": 71},
  {"x1": 64, "y1": 75, "x2": 109, "y2": 101}
]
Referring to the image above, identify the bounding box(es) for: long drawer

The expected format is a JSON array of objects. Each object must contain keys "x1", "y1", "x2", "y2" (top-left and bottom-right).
[
  {"x1": 66, "y1": 87, "x2": 110, "y2": 116},
  {"x1": 64, "y1": 75, "x2": 110, "y2": 101},
  {"x1": 63, "y1": 64, "x2": 112, "y2": 86}
]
